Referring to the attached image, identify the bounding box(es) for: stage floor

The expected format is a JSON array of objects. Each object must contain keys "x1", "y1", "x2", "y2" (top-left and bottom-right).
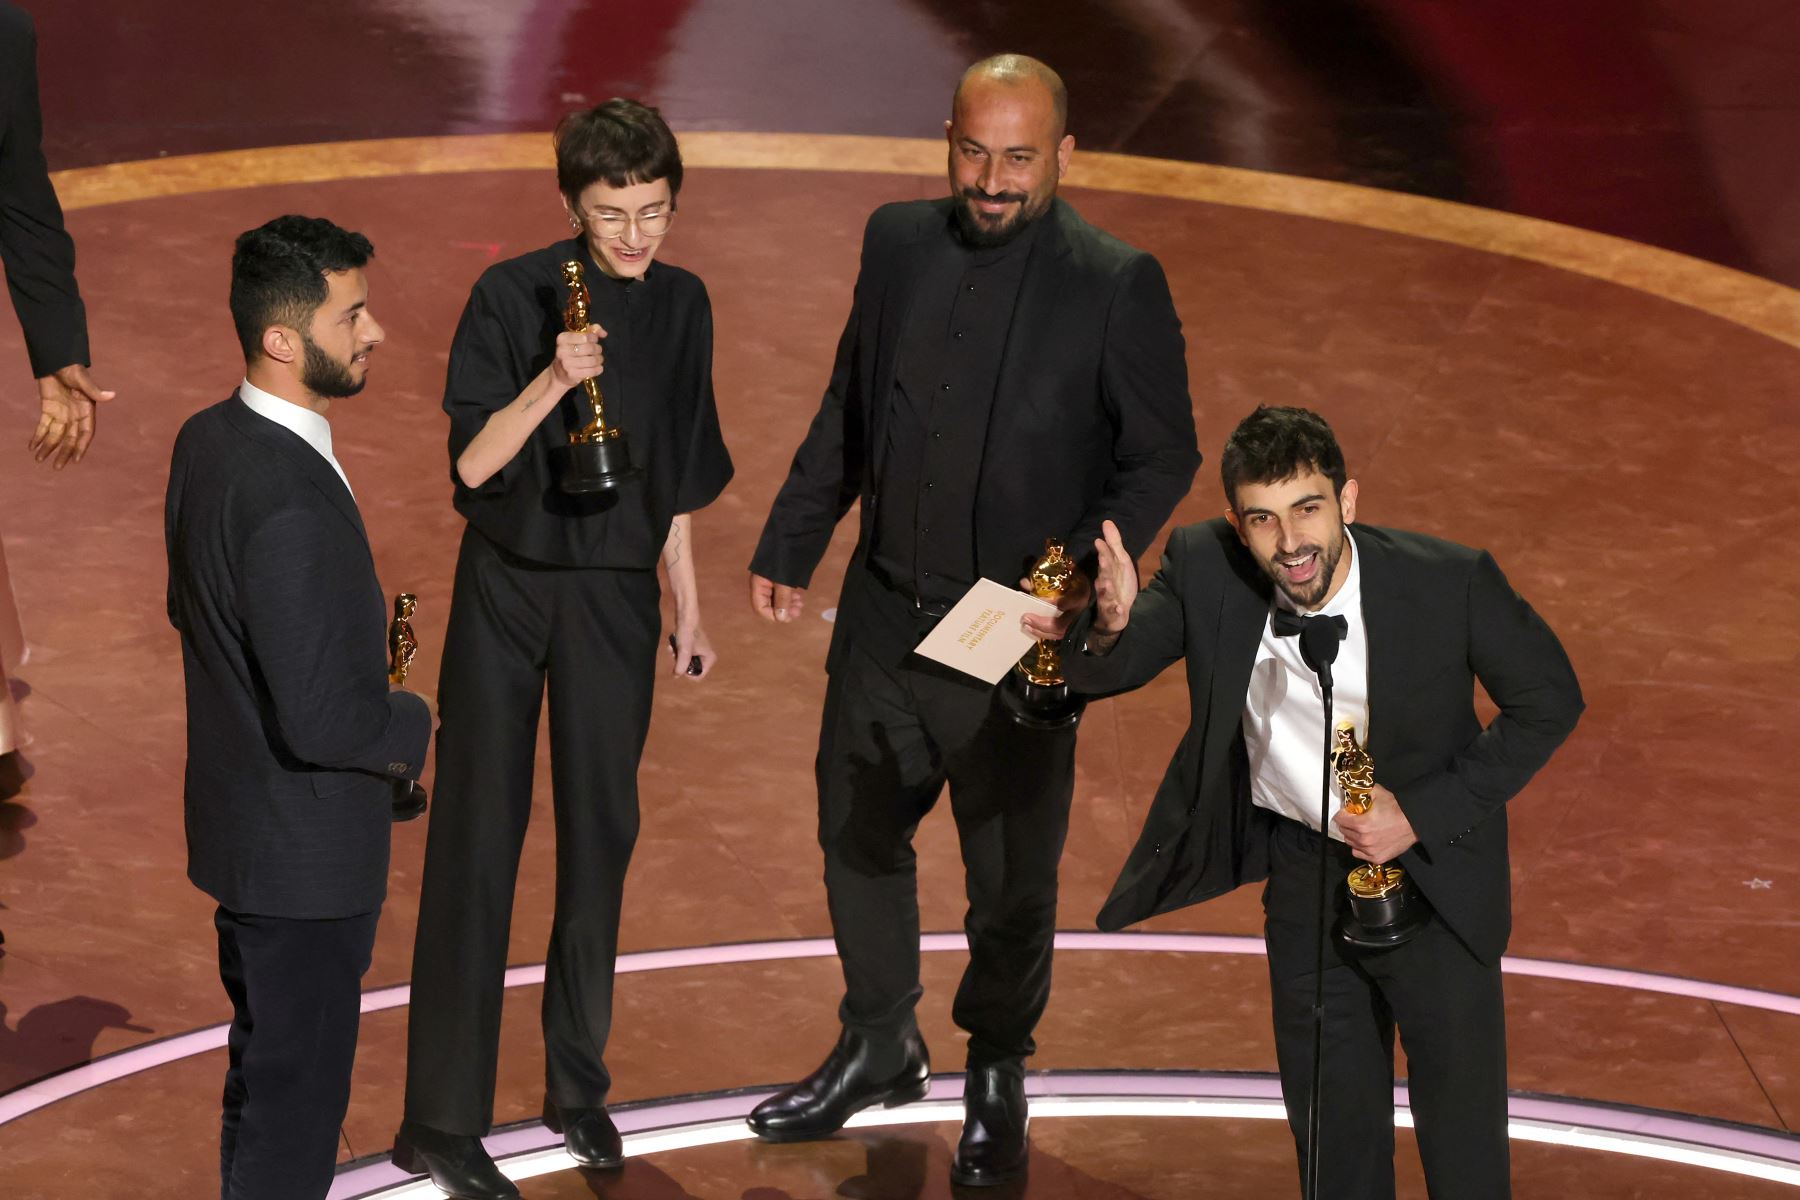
[{"x1": 0, "y1": 132, "x2": 1797, "y2": 1197}]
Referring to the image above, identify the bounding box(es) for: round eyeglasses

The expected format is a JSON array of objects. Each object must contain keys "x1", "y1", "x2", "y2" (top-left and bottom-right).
[{"x1": 582, "y1": 208, "x2": 674, "y2": 240}]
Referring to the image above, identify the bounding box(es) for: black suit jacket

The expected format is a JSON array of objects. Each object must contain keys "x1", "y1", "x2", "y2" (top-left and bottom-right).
[
  {"x1": 750, "y1": 196, "x2": 1200, "y2": 592},
  {"x1": 1064, "y1": 520, "x2": 1583, "y2": 964},
  {"x1": 0, "y1": 2, "x2": 86, "y2": 377},
  {"x1": 165, "y1": 394, "x2": 431, "y2": 919}
]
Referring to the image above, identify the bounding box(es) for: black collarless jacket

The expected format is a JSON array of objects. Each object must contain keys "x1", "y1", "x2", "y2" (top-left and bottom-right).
[
  {"x1": 0, "y1": 2, "x2": 88, "y2": 377},
  {"x1": 1064, "y1": 520, "x2": 1584, "y2": 964},
  {"x1": 750, "y1": 196, "x2": 1200, "y2": 591},
  {"x1": 165, "y1": 394, "x2": 432, "y2": 918}
]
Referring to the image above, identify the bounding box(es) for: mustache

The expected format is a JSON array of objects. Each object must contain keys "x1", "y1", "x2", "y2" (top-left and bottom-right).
[{"x1": 961, "y1": 186, "x2": 1029, "y2": 205}]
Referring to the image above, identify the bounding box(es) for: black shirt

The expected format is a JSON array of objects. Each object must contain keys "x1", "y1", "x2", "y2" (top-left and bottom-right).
[
  {"x1": 444, "y1": 239, "x2": 733, "y2": 568},
  {"x1": 870, "y1": 214, "x2": 1038, "y2": 604}
]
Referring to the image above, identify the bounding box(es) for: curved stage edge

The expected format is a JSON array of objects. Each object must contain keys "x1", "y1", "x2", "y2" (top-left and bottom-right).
[
  {"x1": 4, "y1": 933, "x2": 1796, "y2": 1191},
  {"x1": 320, "y1": 1072, "x2": 1800, "y2": 1198},
  {"x1": 48, "y1": 132, "x2": 1800, "y2": 350}
]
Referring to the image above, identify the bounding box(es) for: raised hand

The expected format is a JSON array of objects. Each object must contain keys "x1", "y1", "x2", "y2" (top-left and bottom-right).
[{"x1": 1092, "y1": 519, "x2": 1139, "y2": 633}]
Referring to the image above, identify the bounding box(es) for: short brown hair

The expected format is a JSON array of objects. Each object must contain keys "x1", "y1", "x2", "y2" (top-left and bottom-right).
[{"x1": 554, "y1": 98, "x2": 683, "y2": 204}]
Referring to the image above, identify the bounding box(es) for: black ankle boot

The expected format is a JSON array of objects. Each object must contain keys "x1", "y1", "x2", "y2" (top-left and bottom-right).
[
  {"x1": 747, "y1": 1027, "x2": 931, "y2": 1142},
  {"x1": 951, "y1": 1065, "x2": 1028, "y2": 1186}
]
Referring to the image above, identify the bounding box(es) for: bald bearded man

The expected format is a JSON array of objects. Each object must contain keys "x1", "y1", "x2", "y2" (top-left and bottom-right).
[{"x1": 746, "y1": 54, "x2": 1200, "y2": 1186}]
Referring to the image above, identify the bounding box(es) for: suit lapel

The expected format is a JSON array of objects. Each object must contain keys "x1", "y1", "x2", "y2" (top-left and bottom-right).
[
  {"x1": 1207, "y1": 533, "x2": 1272, "y2": 759},
  {"x1": 224, "y1": 393, "x2": 370, "y2": 545},
  {"x1": 1355, "y1": 529, "x2": 1406, "y2": 767},
  {"x1": 870, "y1": 204, "x2": 959, "y2": 482}
]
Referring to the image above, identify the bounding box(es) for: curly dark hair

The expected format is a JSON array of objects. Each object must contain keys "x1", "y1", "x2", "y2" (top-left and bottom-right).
[{"x1": 1220, "y1": 406, "x2": 1348, "y2": 510}]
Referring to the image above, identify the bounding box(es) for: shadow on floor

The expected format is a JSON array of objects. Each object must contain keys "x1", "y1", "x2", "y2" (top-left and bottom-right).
[{"x1": 0, "y1": 996, "x2": 152, "y2": 1093}]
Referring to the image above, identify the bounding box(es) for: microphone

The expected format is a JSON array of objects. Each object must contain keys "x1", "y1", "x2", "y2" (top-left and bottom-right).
[
  {"x1": 1298, "y1": 616, "x2": 1342, "y2": 689},
  {"x1": 1294, "y1": 609, "x2": 1345, "y2": 1200}
]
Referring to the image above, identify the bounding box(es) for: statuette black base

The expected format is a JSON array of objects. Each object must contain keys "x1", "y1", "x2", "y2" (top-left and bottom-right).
[
  {"x1": 392, "y1": 780, "x2": 428, "y2": 823},
  {"x1": 1336, "y1": 879, "x2": 1431, "y2": 949},
  {"x1": 556, "y1": 437, "x2": 641, "y2": 494},
  {"x1": 999, "y1": 672, "x2": 1085, "y2": 731}
]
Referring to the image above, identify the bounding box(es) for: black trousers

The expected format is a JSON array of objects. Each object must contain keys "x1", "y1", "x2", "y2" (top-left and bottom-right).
[
  {"x1": 1263, "y1": 817, "x2": 1510, "y2": 1200},
  {"x1": 214, "y1": 905, "x2": 379, "y2": 1200},
  {"x1": 404, "y1": 527, "x2": 660, "y2": 1135},
  {"x1": 818, "y1": 566, "x2": 1078, "y2": 1069}
]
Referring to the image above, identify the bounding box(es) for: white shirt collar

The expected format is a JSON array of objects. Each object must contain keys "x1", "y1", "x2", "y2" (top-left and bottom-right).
[{"x1": 237, "y1": 378, "x2": 353, "y2": 496}]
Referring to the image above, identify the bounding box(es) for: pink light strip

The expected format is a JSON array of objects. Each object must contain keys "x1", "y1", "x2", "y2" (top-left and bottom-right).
[{"x1": 6, "y1": 931, "x2": 1796, "y2": 1131}]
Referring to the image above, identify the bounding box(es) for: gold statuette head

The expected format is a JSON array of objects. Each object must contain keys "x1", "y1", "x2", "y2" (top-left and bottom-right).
[
  {"x1": 561, "y1": 260, "x2": 591, "y2": 332},
  {"x1": 1028, "y1": 539, "x2": 1076, "y2": 602},
  {"x1": 1331, "y1": 720, "x2": 1375, "y2": 815}
]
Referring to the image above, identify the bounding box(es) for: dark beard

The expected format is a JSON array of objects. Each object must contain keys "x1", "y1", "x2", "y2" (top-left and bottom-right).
[
  {"x1": 1267, "y1": 529, "x2": 1348, "y2": 610},
  {"x1": 953, "y1": 187, "x2": 1046, "y2": 249},
  {"x1": 300, "y1": 334, "x2": 365, "y2": 399}
]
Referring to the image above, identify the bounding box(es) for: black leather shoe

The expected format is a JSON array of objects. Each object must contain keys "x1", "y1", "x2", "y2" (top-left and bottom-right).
[
  {"x1": 543, "y1": 1098, "x2": 623, "y2": 1168},
  {"x1": 391, "y1": 1121, "x2": 520, "y2": 1200},
  {"x1": 747, "y1": 1027, "x2": 930, "y2": 1142},
  {"x1": 951, "y1": 1065, "x2": 1029, "y2": 1187}
]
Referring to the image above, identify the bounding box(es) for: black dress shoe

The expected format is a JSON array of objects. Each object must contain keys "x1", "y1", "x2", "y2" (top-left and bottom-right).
[
  {"x1": 391, "y1": 1121, "x2": 520, "y2": 1200},
  {"x1": 747, "y1": 1027, "x2": 930, "y2": 1142},
  {"x1": 952, "y1": 1065, "x2": 1029, "y2": 1187},
  {"x1": 543, "y1": 1098, "x2": 623, "y2": 1168}
]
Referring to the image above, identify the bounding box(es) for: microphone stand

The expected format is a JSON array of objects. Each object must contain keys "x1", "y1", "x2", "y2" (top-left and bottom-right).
[{"x1": 1296, "y1": 618, "x2": 1341, "y2": 1200}]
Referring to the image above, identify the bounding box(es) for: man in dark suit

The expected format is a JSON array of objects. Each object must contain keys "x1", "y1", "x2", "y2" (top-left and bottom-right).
[
  {"x1": 746, "y1": 54, "x2": 1200, "y2": 1186},
  {"x1": 1048, "y1": 406, "x2": 1584, "y2": 1199},
  {"x1": 1, "y1": 0, "x2": 113, "y2": 467},
  {"x1": 165, "y1": 215, "x2": 433, "y2": 1200}
]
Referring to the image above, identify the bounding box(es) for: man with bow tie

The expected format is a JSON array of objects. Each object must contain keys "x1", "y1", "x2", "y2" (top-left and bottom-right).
[{"x1": 1032, "y1": 406, "x2": 1584, "y2": 1199}]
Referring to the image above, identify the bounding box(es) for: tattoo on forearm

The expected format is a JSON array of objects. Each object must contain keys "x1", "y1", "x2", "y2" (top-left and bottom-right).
[{"x1": 664, "y1": 523, "x2": 684, "y2": 568}]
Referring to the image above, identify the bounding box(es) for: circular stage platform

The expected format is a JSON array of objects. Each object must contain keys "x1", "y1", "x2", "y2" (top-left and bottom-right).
[{"x1": 2, "y1": 131, "x2": 1797, "y2": 1197}]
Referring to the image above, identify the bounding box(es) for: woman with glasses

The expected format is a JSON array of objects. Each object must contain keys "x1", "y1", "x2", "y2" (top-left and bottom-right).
[{"x1": 394, "y1": 99, "x2": 732, "y2": 1200}]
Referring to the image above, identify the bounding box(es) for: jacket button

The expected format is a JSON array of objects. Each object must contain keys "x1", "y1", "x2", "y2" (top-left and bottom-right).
[{"x1": 1186, "y1": 803, "x2": 1197, "y2": 817}]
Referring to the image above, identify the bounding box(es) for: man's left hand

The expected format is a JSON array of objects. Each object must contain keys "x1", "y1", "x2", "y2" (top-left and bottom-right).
[
  {"x1": 30, "y1": 364, "x2": 116, "y2": 468},
  {"x1": 1019, "y1": 566, "x2": 1092, "y2": 641},
  {"x1": 1332, "y1": 783, "x2": 1419, "y2": 863}
]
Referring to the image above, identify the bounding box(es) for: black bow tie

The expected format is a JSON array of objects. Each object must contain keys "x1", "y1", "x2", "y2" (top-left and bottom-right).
[{"x1": 1270, "y1": 609, "x2": 1347, "y2": 640}]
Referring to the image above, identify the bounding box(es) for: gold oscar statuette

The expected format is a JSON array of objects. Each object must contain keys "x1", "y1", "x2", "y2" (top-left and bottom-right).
[
  {"x1": 999, "y1": 539, "x2": 1085, "y2": 730},
  {"x1": 1331, "y1": 720, "x2": 1428, "y2": 947},
  {"x1": 388, "y1": 593, "x2": 418, "y2": 685},
  {"x1": 562, "y1": 260, "x2": 618, "y2": 446},
  {"x1": 552, "y1": 260, "x2": 640, "y2": 493},
  {"x1": 387, "y1": 592, "x2": 428, "y2": 822},
  {"x1": 1020, "y1": 540, "x2": 1075, "y2": 686}
]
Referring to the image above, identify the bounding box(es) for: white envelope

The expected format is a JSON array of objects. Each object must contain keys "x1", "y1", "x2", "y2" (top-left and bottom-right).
[{"x1": 912, "y1": 578, "x2": 1060, "y2": 685}]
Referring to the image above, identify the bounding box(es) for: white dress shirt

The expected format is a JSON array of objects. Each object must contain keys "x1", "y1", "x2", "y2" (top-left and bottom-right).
[
  {"x1": 237, "y1": 379, "x2": 354, "y2": 498},
  {"x1": 1242, "y1": 529, "x2": 1370, "y2": 840}
]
